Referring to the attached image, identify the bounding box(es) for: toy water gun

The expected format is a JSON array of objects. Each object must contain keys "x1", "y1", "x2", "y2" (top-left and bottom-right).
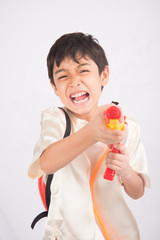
[{"x1": 103, "y1": 105, "x2": 126, "y2": 181}]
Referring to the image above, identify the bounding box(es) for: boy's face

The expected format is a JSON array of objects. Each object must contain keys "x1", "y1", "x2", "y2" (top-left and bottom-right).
[{"x1": 52, "y1": 56, "x2": 109, "y2": 121}]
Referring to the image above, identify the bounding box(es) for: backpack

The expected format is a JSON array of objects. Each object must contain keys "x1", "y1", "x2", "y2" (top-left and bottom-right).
[{"x1": 31, "y1": 107, "x2": 71, "y2": 229}]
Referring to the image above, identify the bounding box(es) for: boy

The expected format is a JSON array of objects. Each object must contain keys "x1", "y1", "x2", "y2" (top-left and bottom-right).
[{"x1": 28, "y1": 32, "x2": 150, "y2": 240}]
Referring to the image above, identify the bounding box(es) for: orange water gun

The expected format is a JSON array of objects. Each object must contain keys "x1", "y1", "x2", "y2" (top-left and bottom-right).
[{"x1": 103, "y1": 105, "x2": 126, "y2": 181}]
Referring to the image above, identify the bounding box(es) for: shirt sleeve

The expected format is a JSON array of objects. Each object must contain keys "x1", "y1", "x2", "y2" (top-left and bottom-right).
[
  {"x1": 28, "y1": 106, "x2": 67, "y2": 179},
  {"x1": 125, "y1": 118, "x2": 150, "y2": 188}
]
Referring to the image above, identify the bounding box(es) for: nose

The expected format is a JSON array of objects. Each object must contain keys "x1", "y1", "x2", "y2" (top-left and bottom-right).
[{"x1": 69, "y1": 76, "x2": 81, "y2": 88}]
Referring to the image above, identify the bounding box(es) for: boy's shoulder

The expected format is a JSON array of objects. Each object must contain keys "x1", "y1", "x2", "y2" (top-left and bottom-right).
[
  {"x1": 41, "y1": 105, "x2": 65, "y2": 116},
  {"x1": 40, "y1": 106, "x2": 68, "y2": 123},
  {"x1": 42, "y1": 105, "x2": 61, "y2": 114}
]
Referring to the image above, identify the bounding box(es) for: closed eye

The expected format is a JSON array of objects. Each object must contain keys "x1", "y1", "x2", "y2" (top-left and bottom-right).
[
  {"x1": 58, "y1": 75, "x2": 67, "y2": 80},
  {"x1": 80, "y1": 69, "x2": 89, "y2": 73}
]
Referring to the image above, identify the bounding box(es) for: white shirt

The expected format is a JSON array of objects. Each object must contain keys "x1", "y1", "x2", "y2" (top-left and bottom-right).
[{"x1": 28, "y1": 106, "x2": 150, "y2": 240}]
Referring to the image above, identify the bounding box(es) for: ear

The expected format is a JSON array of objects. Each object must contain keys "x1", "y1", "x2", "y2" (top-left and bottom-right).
[
  {"x1": 100, "y1": 66, "x2": 109, "y2": 87},
  {"x1": 50, "y1": 81, "x2": 59, "y2": 97}
]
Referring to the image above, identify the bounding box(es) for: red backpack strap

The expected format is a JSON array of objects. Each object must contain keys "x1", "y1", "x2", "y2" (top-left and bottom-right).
[
  {"x1": 31, "y1": 175, "x2": 54, "y2": 229},
  {"x1": 31, "y1": 107, "x2": 71, "y2": 229},
  {"x1": 38, "y1": 175, "x2": 47, "y2": 211}
]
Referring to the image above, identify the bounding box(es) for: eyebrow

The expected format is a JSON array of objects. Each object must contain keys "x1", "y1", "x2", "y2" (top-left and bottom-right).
[
  {"x1": 55, "y1": 63, "x2": 91, "y2": 75},
  {"x1": 77, "y1": 63, "x2": 90, "y2": 68},
  {"x1": 55, "y1": 69, "x2": 66, "y2": 75}
]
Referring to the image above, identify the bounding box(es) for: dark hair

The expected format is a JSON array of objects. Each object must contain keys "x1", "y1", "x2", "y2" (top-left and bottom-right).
[{"x1": 47, "y1": 32, "x2": 109, "y2": 85}]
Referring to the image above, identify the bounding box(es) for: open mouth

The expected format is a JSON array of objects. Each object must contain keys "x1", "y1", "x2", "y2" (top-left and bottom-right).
[{"x1": 70, "y1": 91, "x2": 89, "y2": 104}]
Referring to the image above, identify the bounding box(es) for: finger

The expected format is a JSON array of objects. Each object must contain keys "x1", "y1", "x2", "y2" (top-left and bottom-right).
[
  {"x1": 106, "y1": 162, "x2": 121, "y2": 171},
  {"x1": 107, "y1": 150, "x2": 116, "y2": 159},
  {"x1": 107, "y1": 144, "x2": 112, "y2": 149},
  {"x1": 107, "y1": 149, "x2": 128, "y2": 165},
  {"x1": 105, "y1": 129, "x2": 125, "y2": 143},
  {"x1": 105, "y1": 154, "x2": 115, "y2": 167},
  {"x1": 104, "y1": 127, "x2": 122, "y2": 136},
  {"x1": 113, "y1": 143, "x2": 128, "y2": 155}
]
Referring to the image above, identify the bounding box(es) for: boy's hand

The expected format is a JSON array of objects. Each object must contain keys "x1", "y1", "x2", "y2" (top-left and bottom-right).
[
  {"x1": 105, "y1": 143, "x2": 145, "y2": 199},
  {"x1": 105, "y1": 143, "x2": 131, "y2": 178},
  {"x1": 89, "y1": 104, "x2": 128, "y2": 145}
]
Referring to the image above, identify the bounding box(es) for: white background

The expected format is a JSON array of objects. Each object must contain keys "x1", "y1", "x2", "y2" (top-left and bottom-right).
[{"x1": 0, "y1": 0, "x2": 159, "y2": 239}]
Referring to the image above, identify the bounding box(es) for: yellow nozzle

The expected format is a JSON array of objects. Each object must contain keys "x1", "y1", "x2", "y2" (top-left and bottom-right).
[{"x1": 106, "y1": 119, "x2": 124, "y2": 130}]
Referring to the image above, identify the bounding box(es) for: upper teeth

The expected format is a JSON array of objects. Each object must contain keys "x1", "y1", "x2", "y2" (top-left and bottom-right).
[{"x1": 71, "y1": 92, "x2": 86, "y2": 98}]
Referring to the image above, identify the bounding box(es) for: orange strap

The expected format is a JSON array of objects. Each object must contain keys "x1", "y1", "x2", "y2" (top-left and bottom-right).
[{"x1": 89, "y1": 149, "x2": 111, "y2": 240}]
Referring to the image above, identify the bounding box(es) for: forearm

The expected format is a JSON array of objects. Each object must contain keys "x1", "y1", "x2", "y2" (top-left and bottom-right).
[
  {"x1": 121, "y1": 168, "x2": 145, "y2": 199},
  {"x1": 40, "y1": 124, "x2": 96, "y2": 174},
  {"x1": 40, "y1": 104, "x2": 127, "y2": 175}
]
